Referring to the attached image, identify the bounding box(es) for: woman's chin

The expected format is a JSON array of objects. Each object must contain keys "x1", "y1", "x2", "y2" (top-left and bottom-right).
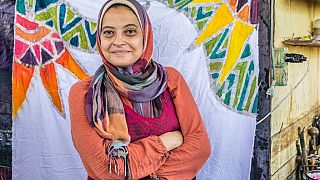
[{"x1": 108, "y1": 60, "x2": 136, "y2": 67}]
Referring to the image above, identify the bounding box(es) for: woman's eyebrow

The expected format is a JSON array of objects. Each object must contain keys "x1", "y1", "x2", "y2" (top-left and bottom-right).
[
  {"x1": 124, "y1": 24, "x2": 139, "y2": 28},
  {"x1": 101, "y1": 24, "x2": 139, "y2": 31},
  {"x1": 101, "y1": 26, "x2": 114, "y2": 30}
]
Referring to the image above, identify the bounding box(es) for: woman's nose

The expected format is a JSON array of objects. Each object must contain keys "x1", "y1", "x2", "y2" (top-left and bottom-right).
[{"x1": 113, "y1": 34, "x2": 125, "y2": 46}]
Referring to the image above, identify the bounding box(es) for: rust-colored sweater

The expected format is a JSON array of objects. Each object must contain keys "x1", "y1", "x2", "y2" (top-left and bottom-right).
[{"x1": 69, "y1": 67, "x2": 211, "y2": 180}]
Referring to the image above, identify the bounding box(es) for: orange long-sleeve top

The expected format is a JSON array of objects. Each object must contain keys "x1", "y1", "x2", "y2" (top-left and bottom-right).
[{"x1": 69, "y1": 67, "x2": 211, "y2": 180}]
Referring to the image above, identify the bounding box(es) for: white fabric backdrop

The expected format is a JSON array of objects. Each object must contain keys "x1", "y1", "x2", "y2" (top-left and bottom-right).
[{"x1": 13, "y1": 1, "x2": 257, "y2": 179}]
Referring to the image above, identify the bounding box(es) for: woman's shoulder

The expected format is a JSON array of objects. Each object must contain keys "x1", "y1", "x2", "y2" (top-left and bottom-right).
[
  {"x1": 69, "y1": 76, "x2": 93, "y2": 99},
  {"x1": 164, "y1": 67, "x2": 183, "y2": 80},
  {"x1": 164, "y1": 67, "x2": 187, "y2": 94}
]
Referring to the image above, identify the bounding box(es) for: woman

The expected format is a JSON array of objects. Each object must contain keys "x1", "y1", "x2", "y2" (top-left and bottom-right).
[{"x1": 69, "y1": 0, "x2": 211, "y2": 179}]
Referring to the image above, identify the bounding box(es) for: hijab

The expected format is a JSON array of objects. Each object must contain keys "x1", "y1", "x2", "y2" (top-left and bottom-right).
[{"x1": 86, "y1": 0, "x2": 168, "y2": 147}]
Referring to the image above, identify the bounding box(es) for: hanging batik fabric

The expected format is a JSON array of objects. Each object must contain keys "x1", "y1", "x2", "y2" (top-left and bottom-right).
[{"x1": 12, "y1": 0, "x2": 259, "y2": 179}]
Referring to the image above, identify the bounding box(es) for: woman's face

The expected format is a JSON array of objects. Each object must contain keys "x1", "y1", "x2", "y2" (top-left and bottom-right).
[{"x1": 100, "y1": 6, "x2": 143, "y2": 67}]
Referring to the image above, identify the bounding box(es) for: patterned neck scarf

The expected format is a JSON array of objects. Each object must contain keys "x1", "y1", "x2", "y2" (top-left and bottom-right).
[{"x1": 86, "y1": 0, "x2": 167, "y2": 146}]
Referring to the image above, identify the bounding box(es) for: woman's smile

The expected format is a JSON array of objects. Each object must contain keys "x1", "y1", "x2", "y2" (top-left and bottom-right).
[
  {"x1": 111, "y1": 50, "x2": 131, "y2": 54},
  {"x1": 99, "y1": 6, "x2": 143, "y2": 67}
]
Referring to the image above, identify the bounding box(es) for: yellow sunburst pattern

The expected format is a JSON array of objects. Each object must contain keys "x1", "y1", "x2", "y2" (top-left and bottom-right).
[{"x1": 168, "y1": 0, "x2": 259, "y2": 114}]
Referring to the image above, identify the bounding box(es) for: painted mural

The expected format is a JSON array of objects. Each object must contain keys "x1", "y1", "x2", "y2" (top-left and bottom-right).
[{"x1": 170, "y1": 0, "x2": 259, "y2": 114}]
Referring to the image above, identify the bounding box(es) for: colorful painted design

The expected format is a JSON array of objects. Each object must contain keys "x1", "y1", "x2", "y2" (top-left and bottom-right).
[
  {"x1": 13, "y1": 13, "x2": 89, "y2": 117},
  {"x1": 33, "y1": 2, "x2": 97, "y2": 51},
  {"x1": 16, "y1": 0, "x2": 97, "y2": 52},
  {"x1": 14, "y1": 0, "x2": 259, "y2": 116},
  {"x1": 168, "y1": 0, "x2": 259, "y2": 114}
]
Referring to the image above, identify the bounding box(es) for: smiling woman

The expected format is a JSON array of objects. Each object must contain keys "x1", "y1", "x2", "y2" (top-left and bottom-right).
[
  {"x1": 99, "y1": 5, "x2": 143, "y2": 68},
  {"x1": 68, "y1": 0, "x2": 210, "y2": 179}
]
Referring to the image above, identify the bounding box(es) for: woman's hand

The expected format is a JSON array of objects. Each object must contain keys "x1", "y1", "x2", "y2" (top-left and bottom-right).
[{"x1": 159, "y1": 131, "x2": 183, "y2": 151}]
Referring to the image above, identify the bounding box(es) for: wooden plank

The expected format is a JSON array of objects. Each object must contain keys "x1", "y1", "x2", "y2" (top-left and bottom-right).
[
  {"x1": 283, "y1": 39, "x2": 320, "y2": 47},
  {"x1": 274, "y1": 0, "x2": 291, "y2": 38},
  {"x1": 318, "y1": 48, "x2": 320, "y2": 104},
  {"x1": 271, "y1": 107, "x2": 319, "y2": 177},
  {"x1": 271, "y1": 141, "x2": 296, "y2": 177},
  {"x1": 271, "y1": 0, "x2": 320, "y2": 178},
  {"x1": 287, "y1": 47, "x2": 315, "y2": 119},
  {"x1": 272, "y1": 0, "x2": 319, "y2": 137},
  {"x1": 274, "y1": 0, "x2": 311, "y2": 39},
  {"x1": 271, "y1": 153, "x2": 296, "y2": 180},
  {"x1": 271, "y1": 47, "x2": 317, "y2": 137},
  {"x1": 290, "y1": 0, "x2": 312, "y2": 37},
  {"x1": 271, "y1": 106, "x2": 319, "y2": 159}
]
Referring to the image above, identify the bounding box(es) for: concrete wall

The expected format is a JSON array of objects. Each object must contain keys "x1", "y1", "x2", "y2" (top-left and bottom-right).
[
  {"x1": 0, "y1": 70, "x2": 11, "y2": 127},
  {"x1": 0, "y1": 0, "x2": 14, "y2": 168},
  {"x1": 0, "y1": 69, "x2": 12, "y2": 167},
  {"x1": 271, "y1": 0, "x2": 320, "y2": 179},
  {"x1": 250, "y1": 0, "x2": 272, "y2": 179}
]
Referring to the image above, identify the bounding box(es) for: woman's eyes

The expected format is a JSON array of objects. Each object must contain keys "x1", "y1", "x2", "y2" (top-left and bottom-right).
[
  {"x1": 103, "y1": 30, "x2": 114, "y2": 37},
  {"x1": 103, "y1": 29, "x2": 137, "y2": 37},
  {"x1": 125, "y1": 29, "x2": 137, "y2": 36}
]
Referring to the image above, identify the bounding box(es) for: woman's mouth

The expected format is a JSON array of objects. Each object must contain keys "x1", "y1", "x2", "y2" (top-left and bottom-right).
[{"x1": 111, "y1": 50, "x2": 130, "y2": 55}]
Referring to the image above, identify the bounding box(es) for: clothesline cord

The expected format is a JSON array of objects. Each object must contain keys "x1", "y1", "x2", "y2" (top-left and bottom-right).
[{"x1": 257, "y1": 60, "x2": 310, "y2": 125}]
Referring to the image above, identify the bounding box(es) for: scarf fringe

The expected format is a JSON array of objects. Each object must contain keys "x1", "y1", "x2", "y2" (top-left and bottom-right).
[{"x1": 107, "y1": 141, "x2": 131, "y2": 179}]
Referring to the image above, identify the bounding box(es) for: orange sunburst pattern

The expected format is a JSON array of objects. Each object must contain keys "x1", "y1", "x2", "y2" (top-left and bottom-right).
[
  {"x1": 228, "y1": 0, "x2": 251, "y2": 22},
  {"x1": 13, "y1": 14, "x2": 89, "y2": 117},
  {"x1": 39, "y1": 63, "x2": 63, "y2": 112},
  {"x1": 56, "y1": 49, "x2": 89, "y2": 80},
  {"x1": 12, "y1": 61, "x2": 34, "y2": 117}
]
